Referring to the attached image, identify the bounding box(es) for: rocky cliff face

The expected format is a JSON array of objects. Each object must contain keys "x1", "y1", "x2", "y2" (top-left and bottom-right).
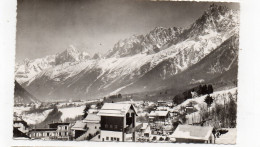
[
  {"x1": 15, "y1": 4, "x2": 240, "y2": 101},
  {"x1": 105, "y1": 27, "x2": 183, "y2": 58}
]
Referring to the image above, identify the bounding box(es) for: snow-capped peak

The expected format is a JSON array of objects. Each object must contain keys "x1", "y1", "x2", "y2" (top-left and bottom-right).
[{"x1": 55, "y1": 45, "x2": 90, "y2": 65}]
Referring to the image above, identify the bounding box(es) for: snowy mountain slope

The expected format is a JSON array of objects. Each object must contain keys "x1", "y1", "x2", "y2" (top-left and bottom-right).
[
  {"x1": 16, "y1": 4, "x2": 239, "y2": 101},
  {"x1": 122, "y1": 34, "x2": 239, "y2": 94},
  {"x1": 15, "y1": 55, "x2": 56, "y2": 84},
  {"x1": 15, "y1": 45, "x2": 90, "y2": 84},
  {"x1": 14, "y1": 80, "x2": 40, "y2": 104}
]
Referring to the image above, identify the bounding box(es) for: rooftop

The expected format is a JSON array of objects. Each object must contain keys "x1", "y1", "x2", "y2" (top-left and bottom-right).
[
  {"x1": 48, "y1": 122, "x2": 70, "y2": 129},
  {"x1": 97, "y1": 103, "x2": 137, "y2": 117},
  {"x1": 83, "y1": 113, "x2": 101, "y2": 123},
  {"x1": 170, "y1": 125, "x2": 213, "y2": 141},
  {"x1": 149, "y1": 111, "x2": 169, "y2": 117},
  {"x1": 71, "y1": 120, "x2": 87, "y2": 131}
]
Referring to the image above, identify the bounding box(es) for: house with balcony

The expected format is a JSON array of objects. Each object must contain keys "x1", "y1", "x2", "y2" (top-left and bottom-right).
[
  {"x1": 29, "y1": 122, "x2": 71, "y2": 140},
  {"x1": 97, "y1": 103, "x2": 138, "y2": 142},
  {"x1": 29, "y1": 128, "x2": 57, "y2": 140},
  {"x1": 48, "y1": 122, "x2": 71, "y2": 140},
  {"x1": 71, "y1": 120, "x2": 87, "y2": 140}
]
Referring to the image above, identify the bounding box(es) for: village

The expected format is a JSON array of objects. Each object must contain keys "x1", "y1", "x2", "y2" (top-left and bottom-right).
[{"x1": 13, "y1": 86, "x2": 237, "y2": 144}]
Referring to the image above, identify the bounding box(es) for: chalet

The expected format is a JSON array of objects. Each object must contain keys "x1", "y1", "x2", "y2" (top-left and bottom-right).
[
  {"x1": 83, "y1": 113, "x2": 101, "y2": 135},
  {"x1": 170, "y1": 125, "x2": 215, "y2": 144},
  {"x1": 71, "y1": 120, "x2": 87, "y2": 140},
  {"x1": 70, "y1": 114, "x2": 101, "y2": 141},
  {"x1": 97, "y1": 103, "x2": 138, "y2": 142},
  {"x1": 149, "y1": 111, "x2": 170, "y2": 124}
]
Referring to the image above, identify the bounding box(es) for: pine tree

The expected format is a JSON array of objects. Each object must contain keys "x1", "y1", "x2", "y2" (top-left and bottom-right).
[
  {"x1": 207, "y1": 84, "x2": 214, "y2": 94},
  {"x1": 204, "y1": 95, "x2": 214, "y2": 107},
  {"x1": 82, "y1": 104, "x2": 90, "y2": 119}
]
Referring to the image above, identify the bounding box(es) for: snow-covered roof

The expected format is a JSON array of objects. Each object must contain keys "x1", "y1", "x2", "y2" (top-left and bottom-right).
[
  {"x1": 97, "y1": 103, "x2": 137, "y2": 117},
  {"x1": 170, "y1": 125, "x2": 213, "y2": 141},
  {"x1": 141, "y1": 123, "x2": 149, "y2": 130},
  {"x1": 163, "y1": 125, "x2": 173, "y2": 131},
  {"x1": 71, "y1": 120, "x2": 87, "y2": 130},
  {"x1": 149, "y1": 111, "x2": 169, "y2": 117},
  {"x1": 83, "y1": 113, "x2": 100, "y2": 123}
]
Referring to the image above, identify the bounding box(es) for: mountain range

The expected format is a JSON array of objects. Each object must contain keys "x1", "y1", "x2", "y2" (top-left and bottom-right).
[{"x1": 15, "y1": 4, "x2": 240, "y2": 102}]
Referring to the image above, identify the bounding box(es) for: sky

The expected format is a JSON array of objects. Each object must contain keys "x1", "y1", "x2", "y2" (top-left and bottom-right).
[{"x1": 16, "y1": 0, "x2": 239, "y2": 62}]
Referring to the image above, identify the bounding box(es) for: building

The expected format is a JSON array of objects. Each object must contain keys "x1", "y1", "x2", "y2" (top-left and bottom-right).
[
  {"x1": 139, "y1": 123, "x2": 151, "y2": 138},
  {"x1": 157, "y1": 106, "x2": 169, "y2": 111},
  {"x1": 13, "y1": 127, "x2": 30, "y2": 140},
  {"x1": 157, "y1": 100, "x2": 167, "y2": 107},
  {"x1": 70, "y1": 113, "x2": 101, "y2": 141},
  {"x1": 29, "y1": 128, "x2": 57, "y2": 140},
  {"x1": 163, "y1": 125, "x2": 174, "y2": 135},
  {"x1": 29, "y1": 122, "x2": 71, "y2": 140},
  {"x1": 170, "y1": 110, "x2": 180, "y2": 117},
  {"x1": 149, "y1": 110, "x2": 169, "y2": 124},
  {"x1": 71, "y1": 120, "x2": 88, "y2": 140},
  {"x1": 97, "y1": 103, "x2": 138, "y2": 142},
  {"x1": 13, "y1": 115, "x2": 29, "y2": 134},
  {"x1": 185, "y1": 106, "x2": 197, "y2": 114},
  {"x1": 48, "y1": 122, "x2": 71, "y2": 140},
  {"x1": 170, "y1": 125, "x2": 215, "y2": 143},
  {"x1": 83, "y1": 113, "x2": 101, "y2": 135}
]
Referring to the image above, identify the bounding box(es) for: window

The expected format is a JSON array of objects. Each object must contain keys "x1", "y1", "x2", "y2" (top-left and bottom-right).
[
  {"x1": 65, "y1": 126, "x2": 67, "y2": 130},
  {"x1": 111, "y1": 137, "x2": 113, "y2": 141},
  {"x1": 114, "y1": 137, "x2": 116, "y2": 140},
  {"x1": 47, "y1": 133, "x2": 49, "y2": 136},
  {"x1": 102, "y1": 138, "x2": 104, "y2": 141},
  {"x1": 106, "y1": 137, "x2": 109, "y2": 140},
  {"x1": 95, "y1": 126, "x2": 97, "y2": 129},
  {"x1": 117, "y1": 138, "x2": 119, "y2": 141}
]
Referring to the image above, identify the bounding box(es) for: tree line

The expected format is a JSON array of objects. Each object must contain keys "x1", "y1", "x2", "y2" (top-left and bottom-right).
[{"x1": 173, "y1": 84, "x2": 214, "y2": 105}]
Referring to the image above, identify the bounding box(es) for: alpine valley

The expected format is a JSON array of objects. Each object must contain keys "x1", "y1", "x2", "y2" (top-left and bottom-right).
[{"x1": 15, "y1": 4, "x2": 239, "y2": 102}]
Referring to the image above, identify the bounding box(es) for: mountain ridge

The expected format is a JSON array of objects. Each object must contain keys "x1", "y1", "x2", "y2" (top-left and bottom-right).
[{"x1": 15, "y1": 4, "x2": 240, "y2": 101}]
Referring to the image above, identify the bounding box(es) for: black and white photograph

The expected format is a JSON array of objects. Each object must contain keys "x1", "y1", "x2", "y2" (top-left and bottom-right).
[{"x1": 12, "y1": 0, "x2": 240, "y2": 144}]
